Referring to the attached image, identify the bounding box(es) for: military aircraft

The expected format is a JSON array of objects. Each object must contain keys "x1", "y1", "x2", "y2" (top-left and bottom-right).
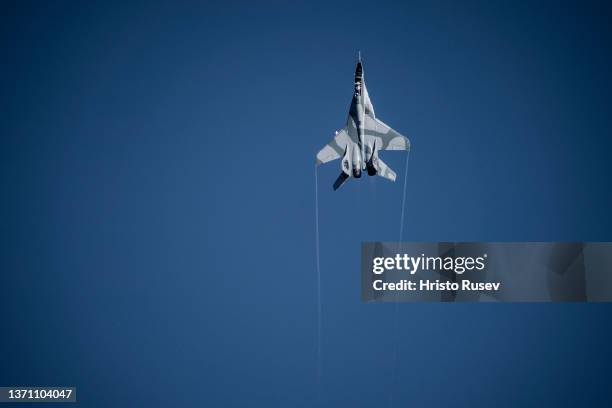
[{"x1": 316, "y1": 54, "x2": 410, "y2": 190}]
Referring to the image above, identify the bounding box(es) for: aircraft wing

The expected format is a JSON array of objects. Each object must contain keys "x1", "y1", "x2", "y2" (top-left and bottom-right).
[
  {"x1": 316, "y1": 128, "x2": 350, "y2": 165},
  {"x1": 364, "y1": 115, "x2": 410, "y2": 151}
]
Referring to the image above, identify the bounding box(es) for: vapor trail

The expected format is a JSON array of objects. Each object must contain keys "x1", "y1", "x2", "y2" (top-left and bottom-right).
[
  {"x1": 314, "y1": 165, "x2": 322, "y2": 405},
  {"x1": 390, "y1": 150, "x2": 411, "y2": 408}
]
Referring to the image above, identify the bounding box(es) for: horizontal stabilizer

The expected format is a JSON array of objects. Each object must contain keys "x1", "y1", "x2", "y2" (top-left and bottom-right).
[
  {"x1": 333, "y1": 172, "x2": 350, "y2": 190},
  {"x1": 376, "y1": 157, "x2": 397, "y2": 182}
]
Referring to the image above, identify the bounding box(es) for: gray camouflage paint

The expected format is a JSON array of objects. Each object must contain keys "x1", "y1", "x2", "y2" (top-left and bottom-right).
[{"x1": 316, "y1": 56, "x2": 410, "y2": 190}]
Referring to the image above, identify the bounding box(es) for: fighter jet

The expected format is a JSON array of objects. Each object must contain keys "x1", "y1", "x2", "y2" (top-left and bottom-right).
[{"x1": 316, "y1": 54, "x2": 410, "y2": 190}]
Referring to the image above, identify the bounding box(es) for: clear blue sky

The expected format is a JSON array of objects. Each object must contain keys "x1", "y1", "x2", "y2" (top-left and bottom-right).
[{"x1": 2, "y1": 1, "x2": 612, "y2": 407}]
